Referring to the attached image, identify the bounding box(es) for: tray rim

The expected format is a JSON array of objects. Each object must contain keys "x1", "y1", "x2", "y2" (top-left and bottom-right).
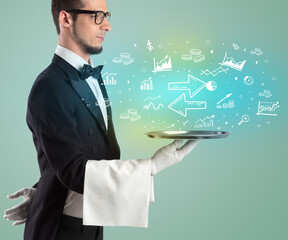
[{"x1": 145, "y1": 130, "x2": 232, "y2": 139}]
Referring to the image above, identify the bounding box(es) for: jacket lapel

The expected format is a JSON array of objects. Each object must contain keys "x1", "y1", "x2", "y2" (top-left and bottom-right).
[{"x1": 52, "y1": 54, "x2": 107, "y2": 135}]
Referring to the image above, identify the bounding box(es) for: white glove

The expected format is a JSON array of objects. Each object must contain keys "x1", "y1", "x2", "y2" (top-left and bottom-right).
[
  {"x1": 3, "y1": 188, "x2": 36, "y2": 225},
  {"x1": 151, "y1": 140, "x2": 200, "y2": 175}
]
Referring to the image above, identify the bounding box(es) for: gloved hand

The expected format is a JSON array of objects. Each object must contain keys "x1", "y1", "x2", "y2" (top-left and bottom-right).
[
  {"x1": 3, "y1": 188, "x2": 37, "y2": 225},
  {"x1": 151, "y1": 140, "x2": 200, "y2": 175}
]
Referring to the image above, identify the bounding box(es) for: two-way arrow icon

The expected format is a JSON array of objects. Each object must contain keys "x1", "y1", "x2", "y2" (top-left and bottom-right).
[{"x1": 168, "y1": 75, "x2": 216, "y2": 117}]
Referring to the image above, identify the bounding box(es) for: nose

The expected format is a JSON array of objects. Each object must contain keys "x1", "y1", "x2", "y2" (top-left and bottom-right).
[{"x1": 100, "y1": 17, "x2": 111, "y2": 32}]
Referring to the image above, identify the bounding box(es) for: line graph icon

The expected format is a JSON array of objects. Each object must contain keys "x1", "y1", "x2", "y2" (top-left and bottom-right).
[
  {"x1": 144, "y1": 95, "x2": 163, "y2": 111},
  {"x1": 201, "y1": 67, "x2": 229, "y2": 77},
  {"x1": 152, "y1": 55, "x2": 172, "y2": 73},
  {"x1": 256, "y1": 101, "x2": 279, "y2": 116},
  {"x1": 144, "y1": 95, "x2": 161, "y2": 102},
  {"x1": 143, "y1": 102, "x2": 163, "y2": 111},
  {"x1": 220, "y1": 52, "x2": 246, "y2": 71}
]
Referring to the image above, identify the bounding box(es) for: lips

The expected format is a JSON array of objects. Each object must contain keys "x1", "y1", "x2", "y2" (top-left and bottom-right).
[{"x1": 96, "y1": 36, "x2": 104, "y2": 42}]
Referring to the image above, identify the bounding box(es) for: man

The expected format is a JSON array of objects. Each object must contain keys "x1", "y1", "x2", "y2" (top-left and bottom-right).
[{"x1": 4, "y1": 0, "x2": 199, "y2": 239}]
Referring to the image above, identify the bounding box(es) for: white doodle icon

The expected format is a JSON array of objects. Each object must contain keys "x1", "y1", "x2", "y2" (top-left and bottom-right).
[
  {"x1": 147, "y1": 40, "x2": 153, "y2": 52},
  {"x1": 168, "y1": 75, "x2": 217, "y2": 116},
  {"x1": 238, "y1": 115, "x2": 250, "y2": 125},
  {"x1": 102, "y1": 72, "x2": 117, "y2": 85},
  {"x1": 259, "y1": 90, "x2": 272, "y2": 98},
  {"x1": 256, "y1": 101, "x2": 279, "y2": 116},
  {"x1": 232, "y1": 43, "x2": 240, "y2": 50},
  {"x1": 220, "y1": 52, "x2": 246, "y2": 71},
  {"x1": 244, "y1": 76, "x2": 254, "y2": 85},
  {"x1": 143, "y1": 95, "x2": 163, "y2": 110},
  {"x1": 194, "y1": 115, "x2": 215, "y2": 128},
  {"x1": 119, "y1": 109, "x2": 141, "y2": 121},
  {"x1": 201, "y1": 67, "x2": 229, "y2": 77},
  {"x1": 250, "y1": 48, "x2": 263, "y2": 56},
  {"x1": 112, "y1": 53, "x2": 134, "y2": 65},
  {"x1": 181, "y1": 49, "x2": 205, "y2": 63},
  {"x1": 152, "y1": 55, "x2": 172, "y2": 73},
  {"x1": 217, "y1": 93, "x2": 235, "y2": 109},
  {"x1": 140, "y1": 77, "x2": 153, "y2": 90},
  {"x1": 169, "y1": 75, "x2": 217, "y2": 99}
]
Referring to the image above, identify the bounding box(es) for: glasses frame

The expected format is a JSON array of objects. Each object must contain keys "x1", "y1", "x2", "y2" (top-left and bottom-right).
[{"x1": 66, "y1": 9, "x2": 111, "y2": 25}]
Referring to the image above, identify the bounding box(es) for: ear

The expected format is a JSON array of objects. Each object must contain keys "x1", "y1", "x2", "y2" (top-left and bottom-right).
[{"x1": 58, "y1": 10, "x2": 73, "y2": 29}]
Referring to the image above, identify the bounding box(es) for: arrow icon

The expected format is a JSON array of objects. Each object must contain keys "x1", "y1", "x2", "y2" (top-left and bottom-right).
[
  {"x1": 168, "y1": 75, "x2": 217, "y2": 98},
  {"x1": 217, "y1": 93, "x2": 232, "y2": 105},
  {"x1": 168, "y1": 94, "x2": 207, "y2": 117}
]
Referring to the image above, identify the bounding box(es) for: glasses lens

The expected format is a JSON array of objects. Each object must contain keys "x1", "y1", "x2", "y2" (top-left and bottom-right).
[
  {"x1": 95, "y1": 12, "x2": 104, "y2": 24},
  {"x1": 106, "y1": 12, "x2": 111, "y2": 22},
  {"x1": 95, "y1": 11, "x2": 111, "y2": 24}
]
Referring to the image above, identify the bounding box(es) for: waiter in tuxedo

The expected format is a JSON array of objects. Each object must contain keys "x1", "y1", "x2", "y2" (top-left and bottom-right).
[{"x1": 4, "y1": 0, "x2": 200, "y2": 239}]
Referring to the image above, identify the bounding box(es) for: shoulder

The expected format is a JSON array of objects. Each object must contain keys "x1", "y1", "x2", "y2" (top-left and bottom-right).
[
  {"x1": 28, "y1": 63, "x2": 76, "y2": 110},
  {"x1": 33, "y1": 63, "x2": 68, "y2": 90}
]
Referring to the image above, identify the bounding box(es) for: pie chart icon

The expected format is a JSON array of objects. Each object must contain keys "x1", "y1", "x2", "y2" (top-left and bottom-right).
[{"x1": 206, "y1": 81, "x2": 217, "y2": 91}]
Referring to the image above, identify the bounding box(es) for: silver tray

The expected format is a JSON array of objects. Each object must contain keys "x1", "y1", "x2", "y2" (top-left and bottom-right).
[{"x1": 145, "y1": 130, "x2": 231, "y2": 140}]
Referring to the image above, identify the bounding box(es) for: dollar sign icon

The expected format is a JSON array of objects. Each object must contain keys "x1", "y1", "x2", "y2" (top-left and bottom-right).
[{"x1": 147, "y1": 40, "x2": 153, "y2": 52}]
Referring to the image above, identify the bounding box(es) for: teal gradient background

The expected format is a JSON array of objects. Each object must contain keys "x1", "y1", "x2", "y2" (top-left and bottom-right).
[{"x1": 0, "y1": 0, "x2": 287, "y2": 239}]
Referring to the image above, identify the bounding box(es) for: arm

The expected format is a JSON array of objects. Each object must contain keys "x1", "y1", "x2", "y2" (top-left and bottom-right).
[{"x1": 27, "y1": 76, "x2": 89, "y2": 193}]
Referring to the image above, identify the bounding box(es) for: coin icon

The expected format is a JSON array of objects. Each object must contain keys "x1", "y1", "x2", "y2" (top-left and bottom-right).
[
  {"x1": 190, "y1": 49, "x2": 201, "y2": 55},
  {"x1": 181, "y1": 54, "x2": 193, "y2": 61},
  {"x1": 193, "y1": 55, "x2": 205, "y2": 63},
  {"x1": 120, "y1": 52, "x2": 131, "y2": 58}
]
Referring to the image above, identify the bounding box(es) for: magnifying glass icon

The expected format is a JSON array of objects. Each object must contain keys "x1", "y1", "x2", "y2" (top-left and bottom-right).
[{"x1": 238, "y1": 115, "x2": 250, "y2": 125}]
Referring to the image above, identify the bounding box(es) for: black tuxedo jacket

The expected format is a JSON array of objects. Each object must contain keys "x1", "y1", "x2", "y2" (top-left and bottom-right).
[{"x1": 24, "y1": 55, "x2": 120, "y2": 240}]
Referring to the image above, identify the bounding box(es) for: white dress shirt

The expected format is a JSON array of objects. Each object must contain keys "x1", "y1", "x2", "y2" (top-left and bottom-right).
[
  {"x1": 55, "y1": 45, "x2": 154, "y2": 228},
  {"x1": 55, "y1": 44, "x2": 108, "y2": 129}
]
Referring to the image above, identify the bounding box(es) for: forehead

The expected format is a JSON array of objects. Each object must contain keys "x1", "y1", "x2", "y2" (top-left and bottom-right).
[{"x1": 82, "y1": 0, "x2": 108, "y2": 11}]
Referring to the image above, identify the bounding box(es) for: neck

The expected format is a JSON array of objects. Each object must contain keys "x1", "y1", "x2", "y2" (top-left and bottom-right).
[{"x1": 58, "y1": 37, "x2": 90, "y2": 63}]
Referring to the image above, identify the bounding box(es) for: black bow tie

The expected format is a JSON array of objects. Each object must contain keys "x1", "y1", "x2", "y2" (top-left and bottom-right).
[{"x1": 80, "y1": 64, "x2": 103, "y2": 80}]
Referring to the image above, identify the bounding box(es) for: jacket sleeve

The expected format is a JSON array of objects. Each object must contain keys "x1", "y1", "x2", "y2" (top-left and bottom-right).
[{"x1": 27, "y1": 76, "x2": 88, "y2": 194}]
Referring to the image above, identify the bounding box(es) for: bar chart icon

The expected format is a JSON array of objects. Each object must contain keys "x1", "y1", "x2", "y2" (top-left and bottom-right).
[
  {"x1": 194, "y1": 115, "x2": 215, "y2": 128},
  {"x1": 102, "y1": 72, "x2": 117, "y2": 85},
  {"x1": 140, "y1": 77, "x2": 153, "y2": 90}
]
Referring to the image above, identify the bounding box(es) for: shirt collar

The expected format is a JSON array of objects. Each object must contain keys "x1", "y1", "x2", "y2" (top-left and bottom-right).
[{"x1": 55, "y1": 44, "x2": 94, "y2": 71}]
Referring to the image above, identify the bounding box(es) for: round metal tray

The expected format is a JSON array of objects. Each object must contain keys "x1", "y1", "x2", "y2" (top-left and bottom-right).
[{"x1": 145, "y1": 130, "x2": 232, "y2": 140}]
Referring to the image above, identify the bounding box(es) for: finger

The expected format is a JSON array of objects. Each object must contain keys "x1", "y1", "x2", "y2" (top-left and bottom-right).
[
  {"x1": 177, "y1": 140, "x2": 200, "y2": 155},
  {"x1": 7, "y1": 188, "x2": 26, "y2": 200},
  {"x1": 172, "y1": 140, "x2": 184, "y2": 149},
  {"x1": 4, "y1": 208, "x2": 27, "y2": 220},
  {"x1": 13, "y1": 219, "x2": 27, "y2": 225},
  {"x1": 5, "y1": 214, "x2": 26, "y2": 221},
  {"x1": 4, "y1": 200, "x2": 27, "y2": 215}
]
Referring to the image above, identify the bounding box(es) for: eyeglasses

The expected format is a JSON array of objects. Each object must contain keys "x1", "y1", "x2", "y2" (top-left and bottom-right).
[{"x1": 66, "y1": 9, "x2": 111, "y2": 25}]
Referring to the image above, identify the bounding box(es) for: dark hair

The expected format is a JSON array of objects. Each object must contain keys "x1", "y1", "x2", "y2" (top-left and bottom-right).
[{"x1": 51, "y1": 0, "x2": 85, "y2": 35}]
